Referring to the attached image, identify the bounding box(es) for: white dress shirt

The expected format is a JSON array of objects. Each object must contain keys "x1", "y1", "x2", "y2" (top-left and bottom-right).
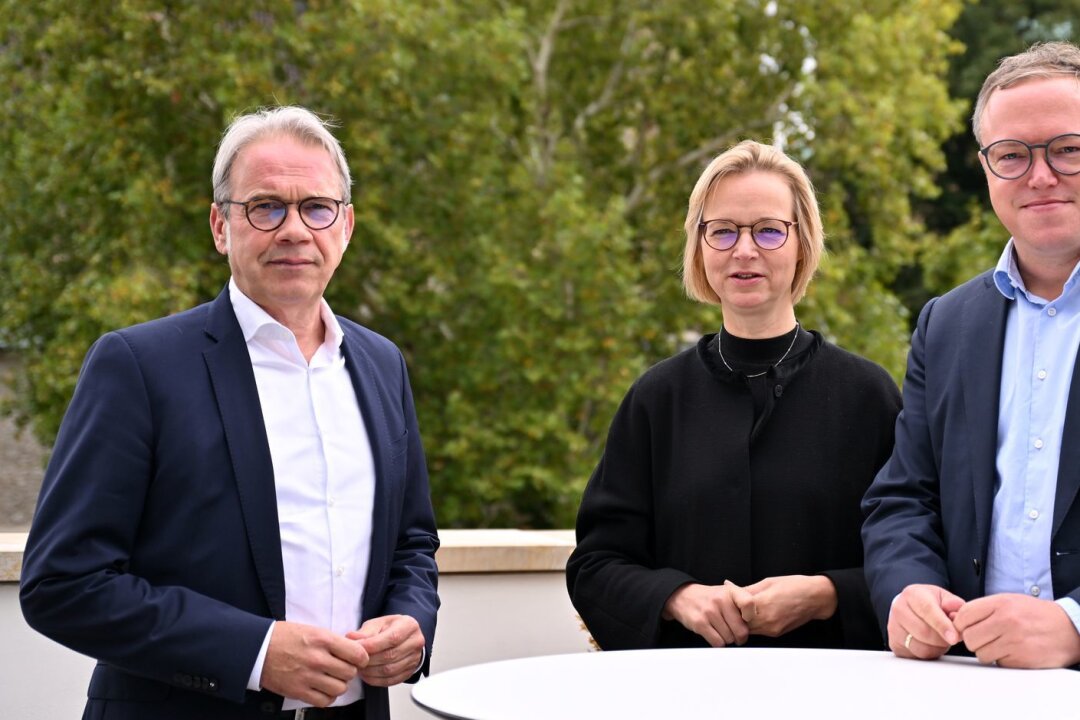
[{"x1": 230, "y1": 279, "x2": 376, "y2": 709}]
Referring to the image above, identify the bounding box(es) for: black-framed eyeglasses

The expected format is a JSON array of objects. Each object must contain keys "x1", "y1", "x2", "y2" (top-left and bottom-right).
[
  {"x1": 220, "y1": 196, "x2": 348, "y2": 231},
  {"x1": 979, "y1": 133, "x2": 1080, "y2": 180},
  {"x1": 698, "y1": 218, "x2": 797, "y2": 251}
]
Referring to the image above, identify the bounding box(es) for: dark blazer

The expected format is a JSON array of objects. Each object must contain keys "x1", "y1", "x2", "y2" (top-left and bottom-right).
[
  {"x1": 862, "y1": 269, "x2": 1080, "y2": 636},
  {"x1": 20, "y1": 287, "x2": 440, "y2": 720}
]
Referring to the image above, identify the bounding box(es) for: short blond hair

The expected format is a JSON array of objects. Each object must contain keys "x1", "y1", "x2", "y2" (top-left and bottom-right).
[
  {"x1": 682, "y1": 140, "x2": 824, "y2": 306},
  {"x1": 972, "y1": 41, "x2": 1080, "y2": 146}
]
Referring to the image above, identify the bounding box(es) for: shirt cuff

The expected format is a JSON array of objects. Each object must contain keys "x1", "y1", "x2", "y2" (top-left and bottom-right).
[
  {"x1": 247, "y1": 622, "x2": 276, "y2": 691},
  {"x1": 414, "y1": 647, "x2": 427, "y2": 677},
  {"x1": 1056, "y1": 597, "x2": 1080, "y2": 636}
]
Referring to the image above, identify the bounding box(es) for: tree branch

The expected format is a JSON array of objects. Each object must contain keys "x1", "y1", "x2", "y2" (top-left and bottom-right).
[
  {"x1": 623, "y1": 92, "x2": 793, "y2": 213},
  {"x1": 571, "y1": 15, "x2": 637, "y2": 137}
]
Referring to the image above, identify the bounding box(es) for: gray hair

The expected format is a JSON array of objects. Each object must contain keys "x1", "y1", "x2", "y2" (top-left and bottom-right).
[
  {"x1": 212, "y1": 106, "x2": 352, "y2": 209},
  {"x1": 972, "y1": 41, "x2": 1080, "y2": 146}
]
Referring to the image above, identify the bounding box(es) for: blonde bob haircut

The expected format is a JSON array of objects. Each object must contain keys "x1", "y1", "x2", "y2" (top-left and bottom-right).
[{"x1": 682, "y1": 140, "x2": 824, "y2": 306}]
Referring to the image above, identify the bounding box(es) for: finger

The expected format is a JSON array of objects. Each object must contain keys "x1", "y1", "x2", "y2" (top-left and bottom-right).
[
  {"x1": 359, "y1": 651, "x2": 421, "y2": 682},
  {"x1": 351, "y1": 616, "x2": 420, "y2": 655},
  {"x1": 723, "y1": 580, "x2": 756, "y2": 622},
  {"x1": 348, "y1": 616, "x2": 393, "y2": 641},
  {"x1": 952, "y1": 597, "x2": 995, "y2": 633},
  {"x1": 906, "y1": 593, "x2": 960, "y2": 646},
  {"x1": 324, "y1": 635, "x2": 370, "y2": 670},
  {"x1": 297, "y1": 688, "x2": 338, "y2": 709},
  {"x1": 691, "y1": 619, "x2": 727, "y2": 647},
  {"x1": 711, "y1": 617, "x2": 737, "y2": 646},
  {"x1": 360, "y1": 666, "x2": 415, "y2": 687},
  {"x1": 308, "y1": 673, "x2": 350, "y2": 700},
  {"x1": 973, "y1": 639, "x2": 1006, "y2": 666},
  {"x1": 718, "y1": 598, "x2": 750, "y2": 645}
]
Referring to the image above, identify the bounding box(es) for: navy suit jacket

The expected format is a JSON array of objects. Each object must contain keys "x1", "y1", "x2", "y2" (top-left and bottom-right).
[
  {"x1": 20, "y1": 288, "x2": 440, "y2": 720},
  {"x1": 862, "y1": 269, "x2": 1080, "y2": 637}
]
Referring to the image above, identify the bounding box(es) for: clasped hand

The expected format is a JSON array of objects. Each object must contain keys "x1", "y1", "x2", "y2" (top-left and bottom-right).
[
  {"x1": 260, "y1": 614, "x2": 424, "y2": 707},
  {"x1": 889, "y1": 584, "x2": 1080, "y2": 668},
  {"x1": 663, "y1": 575, "x2": 837, "y2": 647}
]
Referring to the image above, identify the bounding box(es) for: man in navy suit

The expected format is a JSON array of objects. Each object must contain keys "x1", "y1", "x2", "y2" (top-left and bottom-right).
[
  {"x1": 863, "y1": 42, "x2": 1080, "y2": 669},
  {"x1": 20, "y1": 106, "x2": 440, "y2": 718}
]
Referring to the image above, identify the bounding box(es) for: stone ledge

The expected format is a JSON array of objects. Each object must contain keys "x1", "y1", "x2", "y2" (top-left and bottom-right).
[{"x1": 0, "y1": 529, "x2": 576, "y2": 582}]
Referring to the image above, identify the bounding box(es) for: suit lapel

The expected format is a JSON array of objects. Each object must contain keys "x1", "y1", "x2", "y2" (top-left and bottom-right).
[
  {"x1": 202, "y1": 289, "x2": 286, "y2": 619},
  {"x1": 1054, "y1": 341, "x2": 1080, "y2": 537},
  {"x1": 340, "y1": 329, "x2": 393, "y2": 620},
  {"x1": 960, "y1": 275, "x2": 1008, "y2": 563}
]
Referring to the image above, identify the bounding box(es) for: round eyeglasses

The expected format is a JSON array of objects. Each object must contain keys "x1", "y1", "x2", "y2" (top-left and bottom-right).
[
  {"x1": 699, "y1": 218, "x2": 797, "y2": 251},
  {"x1": 220, "y1": 196, "x2": 348, "y2": 231},
  {"x1": 979, "y1": 133, "x2": 1080, "y2": 180}
]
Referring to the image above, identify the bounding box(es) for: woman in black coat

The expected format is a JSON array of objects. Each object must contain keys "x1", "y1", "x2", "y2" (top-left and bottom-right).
[{"x1": 566, "y1": 140, "x2": 901, "y2": 650}]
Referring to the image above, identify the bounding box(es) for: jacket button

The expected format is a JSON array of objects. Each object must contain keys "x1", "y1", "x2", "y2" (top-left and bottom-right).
[
  {"x1": 773, "y1": 384, "x2": 783, "y2": 397},
  {"x1": 260, "y1": 701, "x2": 277, "y2": 713}
]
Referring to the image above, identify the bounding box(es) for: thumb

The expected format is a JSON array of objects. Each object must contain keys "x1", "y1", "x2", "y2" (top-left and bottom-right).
[{"x1": 724, "y1": 580, "x2": 756, "y2": 621}]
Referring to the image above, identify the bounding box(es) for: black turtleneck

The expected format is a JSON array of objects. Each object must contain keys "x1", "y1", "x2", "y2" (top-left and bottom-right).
[{"x1": 718, "y1": 324, "x2": 813, "y2": 429}]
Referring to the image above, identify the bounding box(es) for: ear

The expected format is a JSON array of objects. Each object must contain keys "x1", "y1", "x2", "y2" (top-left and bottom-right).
[
  {"x1": 977, "y1": 149, "x2": 992, "y2": 179},
  {"x1": 342, "y1": 203, "x2": 355, "y2": 249},
  {"x1": 210, "y1": 203, "x2": 229, "y2": 255}
]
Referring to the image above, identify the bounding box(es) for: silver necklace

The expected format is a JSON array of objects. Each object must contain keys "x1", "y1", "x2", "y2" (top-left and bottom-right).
[{"x1": 718, "y1": 322, "x2": 800, "y2": 378}]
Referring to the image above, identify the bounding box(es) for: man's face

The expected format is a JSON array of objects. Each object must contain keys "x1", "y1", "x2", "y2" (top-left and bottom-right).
[
  {"x1": 209, "y1": 135, "x2": 353, "y2": 320},
  {"x1": 979, "y1": 77, "x2": 1080, "y2": 286}
]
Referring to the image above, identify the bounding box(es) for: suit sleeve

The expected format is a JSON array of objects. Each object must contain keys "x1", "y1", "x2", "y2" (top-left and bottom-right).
[
  {"x1": 377, "y1": 350, "x2": 440, "y2": 681},
  {"x1": 19, "y1": 332, "x2": 271, "y2": 703},
  {"x1": 566, "y1": 384, "x2": 696, "y2": 649},
  {"x1": 862, "y1": 298, "x2": 953, "y2": 636}
]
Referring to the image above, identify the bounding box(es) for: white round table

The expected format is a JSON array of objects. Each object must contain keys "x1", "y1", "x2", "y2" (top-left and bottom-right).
[{"x1": 412, "y1": 647, "x2": 1078, "y2": 719}]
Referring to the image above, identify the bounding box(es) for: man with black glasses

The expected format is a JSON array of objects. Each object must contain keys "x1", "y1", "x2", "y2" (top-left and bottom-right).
[
  {"x1": 863, "y1": 42, "x2": 1080, "y2": 669},
  {"x1": 20, "y1": 106, "x2": 440, "y2": 719}
]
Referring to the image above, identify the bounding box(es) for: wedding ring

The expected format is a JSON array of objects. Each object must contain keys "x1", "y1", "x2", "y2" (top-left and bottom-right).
[{"x1": 904, "y1": 633, "x2": 914, "y2": 650}]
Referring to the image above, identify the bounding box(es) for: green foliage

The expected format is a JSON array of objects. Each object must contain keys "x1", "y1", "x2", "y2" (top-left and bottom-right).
[{"x1": 1, "y1": 0, "x2": 966, "y2": 527}]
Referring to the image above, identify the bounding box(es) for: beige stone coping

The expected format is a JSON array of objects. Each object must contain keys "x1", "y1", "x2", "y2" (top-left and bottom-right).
[{"x1": 0, "y1": 529, "x2": 576, "y2": 582}]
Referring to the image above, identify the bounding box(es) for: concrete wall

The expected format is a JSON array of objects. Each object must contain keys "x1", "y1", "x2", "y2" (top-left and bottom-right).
[{"x1": 1, "y1": 530, "x2": 591, "y2": 719}]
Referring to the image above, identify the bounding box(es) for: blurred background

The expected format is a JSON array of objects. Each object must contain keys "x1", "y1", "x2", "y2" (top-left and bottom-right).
[{"x1": 1, "y1": 0, "x2": 1077, "y2": 531}]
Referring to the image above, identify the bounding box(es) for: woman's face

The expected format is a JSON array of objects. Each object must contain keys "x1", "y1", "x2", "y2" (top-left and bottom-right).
[{"x1": 700, "y1": 171, "x2": 800, "y2": 336}]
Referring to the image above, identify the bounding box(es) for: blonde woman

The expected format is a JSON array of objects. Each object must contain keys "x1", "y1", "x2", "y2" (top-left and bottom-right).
[{"x1": 567, "y1": 140, "x2": 900, "y2": 650}]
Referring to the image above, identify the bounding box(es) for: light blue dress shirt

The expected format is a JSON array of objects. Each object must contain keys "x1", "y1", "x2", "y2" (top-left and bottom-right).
[{"x1": 990, "y1": 240, "x2": 1080, "y2": 631}]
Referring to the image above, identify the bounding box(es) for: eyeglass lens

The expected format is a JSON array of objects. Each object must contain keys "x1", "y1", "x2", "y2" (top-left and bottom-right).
[
  {"x1": 984, "y1": 134, "x2": 1080, "y2": 179},
  {"x1": 702, "y1": 219, "x2": 790, "y2": 251},
  {"x1": 246, "y1": 198, "x2": 340, "y2": 230}
]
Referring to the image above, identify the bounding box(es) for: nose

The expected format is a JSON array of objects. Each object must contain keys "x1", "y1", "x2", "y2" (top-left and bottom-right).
[
  {"x1": 731, "y1": 226, "x2": 759, "y2": 258},
  {"x1": 275, "y1": 203, "x2": 314, "y2": 241},
  {"x1": 1027, "y1": 148, "x2": 1060, "y2": 188}
]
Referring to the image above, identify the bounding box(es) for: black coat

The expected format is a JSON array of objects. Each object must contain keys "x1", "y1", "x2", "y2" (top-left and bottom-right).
[{"x1": 567, "y1": 331, "x2": 901, "y2": 650}]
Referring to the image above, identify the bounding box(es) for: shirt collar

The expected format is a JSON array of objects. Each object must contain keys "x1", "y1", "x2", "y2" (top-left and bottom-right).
[
  {"x1": 227, "y1": 277, "x2": 344, "y2": 352},
  {"x1": 992, "y1": 239, "x2": 1022, "y2": 300},
  {"x1": 992, "y1": 239, "x2": 1080, "y2": 304}
]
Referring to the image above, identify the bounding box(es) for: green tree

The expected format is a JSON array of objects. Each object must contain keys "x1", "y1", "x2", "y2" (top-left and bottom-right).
[{"x1": 1, "y1": 0, "x2": 965, "y2": 527}]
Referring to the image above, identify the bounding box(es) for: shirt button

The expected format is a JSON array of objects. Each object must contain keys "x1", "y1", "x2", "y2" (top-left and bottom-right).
[
  {"x1": 1029, "y1": 509, "x2": 1039, "y2": 520},
  {"x1": 336, "y1": 565, "x2": 345, "y2": 577},
  {"x1": 328, "y1": 496, "x2": 336, "y2": 507},
  {"x1": 1048, "y1": 307, "x2": 1057, "y2": 317},
  {"x1": 1037, "y1": 369, "x2": 1047, "y2": 380},
  {"x1": 1031, "y1": 585, "x2": 1041, "y2": 597},
  {"x1": 1034, "y1": 438, "x2": 1044, "y2": 449}
]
